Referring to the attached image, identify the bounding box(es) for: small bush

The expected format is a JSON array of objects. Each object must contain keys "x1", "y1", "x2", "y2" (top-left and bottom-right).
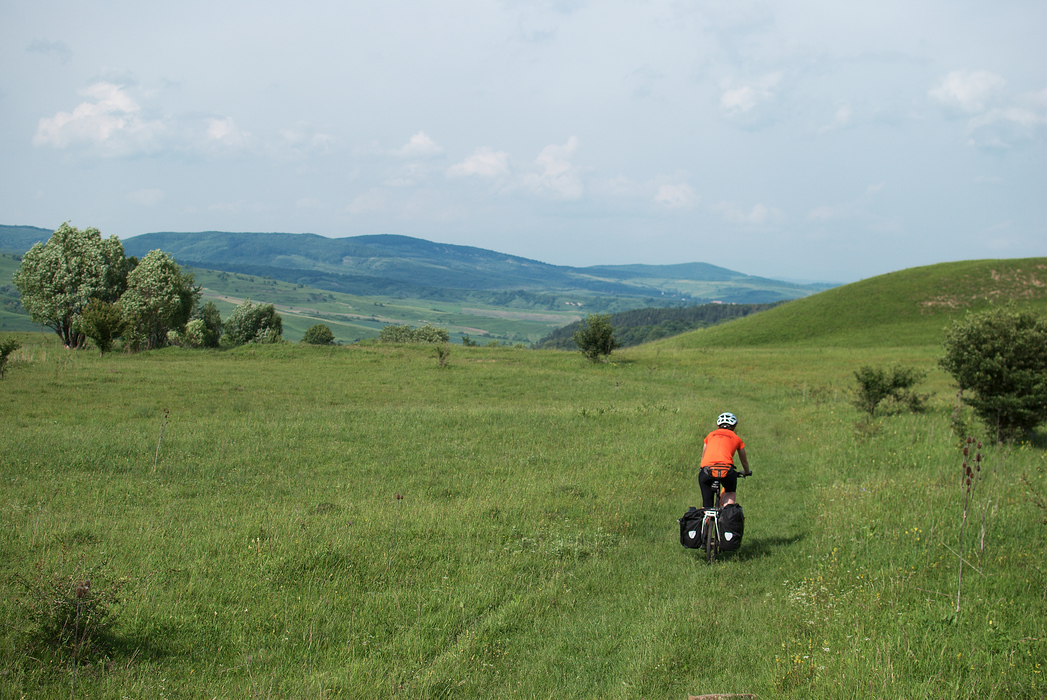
[
  {"x1": 302, "y1": 324, "x2": 335, "y2": 345},
  {"x1": 572, "y1": 314, "x2": 620, "y2": 363},
  {"x1": 379, "y1": 323, "x2": 449, "y2": 344},
  {"x1": 434, "y1": 344, "x2": 451, "y2": 368},
  {"x1": 853, "y1": 364, "x2": 927, "y2": 416},
  {"x1": 12, "y1": 565, "x2": 125, "y2": 670},
  {"x1": 78, "y1": 299, "x2": 124, "y2": 356},
  {"x1": 940, "y1": 306, "x2": 1047, "y2": 441},
  {"x1": 0, "y1": 337, "x2": 20, "y2": 378},
  {"x1": 224, "y1": 300, "x2": 283, "y2": 346}
]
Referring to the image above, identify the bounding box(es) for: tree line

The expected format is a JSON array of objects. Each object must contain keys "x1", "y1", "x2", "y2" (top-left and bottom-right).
[{"x1": 13, "y1": 223, "x2": 284, "y2": 354}]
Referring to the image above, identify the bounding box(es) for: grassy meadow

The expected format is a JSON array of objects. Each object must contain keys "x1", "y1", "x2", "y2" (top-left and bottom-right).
[{"x1": 1, "y1": 322, "x2": 1045, "y2": 698}]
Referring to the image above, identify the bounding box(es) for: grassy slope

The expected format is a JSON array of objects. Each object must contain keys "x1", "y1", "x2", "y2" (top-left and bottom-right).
[
  {"x1": 2, "y1": 257, "x2": 1045, "y2": 699},
  {"x1": 667, "y1": 258, "x2": 1047, "y2": 348},
  {"x1": 1, "y1": 285, "x2": 1045, "y2": 698}
]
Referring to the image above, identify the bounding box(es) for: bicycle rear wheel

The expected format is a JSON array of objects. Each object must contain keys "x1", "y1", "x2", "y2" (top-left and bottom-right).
[{"x1": 704, "y1": 517, "x2": 717, "y2": 563}]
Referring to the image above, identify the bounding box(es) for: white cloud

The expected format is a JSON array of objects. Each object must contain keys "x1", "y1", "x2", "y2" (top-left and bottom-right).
[
  {"x1": 654, "y1": 183, "x2": 698, "y2": 209},
  {"x1": 720, "y1": 72, "x2": 783, "y2": 116},
  {"x1": 33, "y1": 82, "x2": 265, "y2": 158},
  {"x1": 930, "y1": 74, "x2": 1046, "y2": 149},
  {"x1": 966, "y1": 105, "x2": 1046, "y2": 150},
  {"x1": 715, "y1": 201, "x2": 783, "y2": 225},
  {"x1": 205, "y1": 117, "x2": 253, "y2": 151},
  {"x1": 929, "y1": 70, "x2": 1006, "y2": 113},
  {"x1": 447, "y1": 147, "x2": 511, "y2": 178},
  {"x1": 33, "y1": 82, "x2": 166, "y2": 156},
  {"x1": 271, "y1": 123, "x2": 337, "y2": 159},
  {"x1": 520, "y1": 136, "x2": 583, "y2": 200},
  {"x1": 395, "y1": 131, "x2": 443, "y2": 158}
]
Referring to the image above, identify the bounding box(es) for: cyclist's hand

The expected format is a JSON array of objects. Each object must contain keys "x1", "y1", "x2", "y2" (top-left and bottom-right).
[{"x1": 743, "y1": 469, "x2": 753, "y2": 477}]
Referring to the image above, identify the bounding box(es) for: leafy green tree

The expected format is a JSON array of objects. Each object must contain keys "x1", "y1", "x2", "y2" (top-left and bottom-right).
[
  {"x1": 302, "y1": 324, "x2": 335, "y2": 345},
  {"x1": 940, "y1": 307, "x2": 1047, "y2": 441},
  {"x1": 195, "y1": 301, "x2": 223, "y2": 349},
  {"x1": 78, "y1": 299, "x2": 124, "y2": 356},
  {"x1": 0, "y1": 338, "x2": 20, "y2": 379},
  {"x1": 852, "y1": 365, "x2": 927, "y2": 416},
  {"x1": 572, "y1": 313, "x2": 620, "y2": 363},
  {"x1": 120, "y1": 250, "x2": 200, "y2": 351},
  {"x1": 13, "y1": 223, "x2": 128, "y2": 348},
  {"x1": 224, "y1": 300, "x2": 283, "y2": 346}
]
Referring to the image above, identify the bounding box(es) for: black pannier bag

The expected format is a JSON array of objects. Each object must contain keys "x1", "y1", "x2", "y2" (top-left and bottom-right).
[
  {"x1": 679, "y1": 507, "x2": 704, "y2": 548},
  {"x1": 718, "y1": 504, "x2": 745, "y2": 551}
]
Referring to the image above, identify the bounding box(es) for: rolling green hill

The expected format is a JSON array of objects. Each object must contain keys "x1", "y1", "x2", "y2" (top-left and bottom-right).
[
  {"x1": 116, "y1": 230, "x2": 827, "y2": 304},
  {"x1": 0, "y1": 225, "x2": 51, "y2": 255},
  {"x1": 666, "y1": 258, "x2": 1047, "y2": 348}
]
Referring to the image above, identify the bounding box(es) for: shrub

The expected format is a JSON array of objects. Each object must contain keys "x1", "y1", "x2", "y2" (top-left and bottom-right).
[
  {"x1": 302, "y1": 324, "x2": 335, "y2": 345},
  {"x1": 78, "y1": 299, "x2": 124, "y2": 356},
  {"x1": 13, "y1": 566, "x2": 125, "y2": 673},
  {"x1": 379, "y1": 323, "x2": 449, "y2": 344},
  {"x1": 224, "y1": 300, "x2": 283, "y2": 346},
  {"x1": 940, "y1": 307, "x2": 1047, "y2": 441},
  {"x1": 434, "y1": 344, "x2": 451, "y2": 368},
  {"x1": 415, "y1": 323, "x2": 450, "y2": 344},
  {"x1": 852, "y1": 364, "x2": 928, "y2": 416},
  {"x1": 177, "y1": 318, "x2": 209, "y2": 348},
  {"x1": 195, "y1": 301, "x2": 223, "y2": 348},
  {"x1": 572, "y1": 314, "x2": 620, "y2": 363},
  {"x1": 0, "y1": 337, "x2": 20, "y2": 378}
]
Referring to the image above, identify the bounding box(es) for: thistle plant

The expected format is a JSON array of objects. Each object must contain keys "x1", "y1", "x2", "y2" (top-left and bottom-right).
[
  {"x1": 153, "y1": 408, "x2": 170, "y2": 472},
  {"x1": 956, "y1": 436, "x2": 982, "y2": 614},
  {"x1": 434, "y1": 343, "x2": 451, "y2": 368}
]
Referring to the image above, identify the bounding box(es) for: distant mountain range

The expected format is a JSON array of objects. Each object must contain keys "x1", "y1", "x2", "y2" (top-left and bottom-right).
[{"x1": 0, "y1": 225, "x2": 833, "y2": 306}]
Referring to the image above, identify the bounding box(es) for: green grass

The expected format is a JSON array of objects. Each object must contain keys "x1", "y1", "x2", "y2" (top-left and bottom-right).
[{"x1": 0, "y1": 329, "x2": 1044, "y2": 698}]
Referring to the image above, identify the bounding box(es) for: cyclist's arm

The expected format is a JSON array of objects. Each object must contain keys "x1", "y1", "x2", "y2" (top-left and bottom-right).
[{"x1": 738, "y1": 446, "x2": 752, "y2": 475}]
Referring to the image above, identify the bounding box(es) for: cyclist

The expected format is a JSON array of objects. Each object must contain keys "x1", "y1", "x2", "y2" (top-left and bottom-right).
[{"x1": 699, "y1": 412, "x2": 752, "y2": 509}]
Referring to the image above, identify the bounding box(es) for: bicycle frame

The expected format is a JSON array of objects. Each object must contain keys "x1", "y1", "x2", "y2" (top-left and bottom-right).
[{"x1": 702, "y1": 480, "x2": 724, "y2": 563}]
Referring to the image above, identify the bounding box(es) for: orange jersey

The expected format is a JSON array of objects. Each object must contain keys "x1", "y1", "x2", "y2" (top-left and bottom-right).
[{"x1": 701, "y1": 428, "x2": 745, "y2": 467}]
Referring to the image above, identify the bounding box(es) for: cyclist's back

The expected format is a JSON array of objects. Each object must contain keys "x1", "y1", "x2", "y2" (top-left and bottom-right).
[{"x1": 698, "y1": 412, "x2": 751, "y2": 508}]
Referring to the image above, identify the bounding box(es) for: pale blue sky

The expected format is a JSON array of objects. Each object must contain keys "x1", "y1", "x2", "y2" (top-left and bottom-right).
[{"x1": 2, "y1": 0, "x2": 1044, "y2": 282}]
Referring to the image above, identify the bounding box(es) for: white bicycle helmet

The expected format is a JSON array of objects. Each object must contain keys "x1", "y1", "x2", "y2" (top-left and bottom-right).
[{"x1": 717, "y1": 412, "x2": 738, "y2": 428}]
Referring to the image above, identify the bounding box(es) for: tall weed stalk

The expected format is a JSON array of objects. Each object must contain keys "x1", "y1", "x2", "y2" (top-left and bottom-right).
[
  {"x1": 152, "y1": 408, "x2": 169, "y2": 472},
  {"x1": 956, "y1": 436, "x2": 982, "y2": 613}
]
